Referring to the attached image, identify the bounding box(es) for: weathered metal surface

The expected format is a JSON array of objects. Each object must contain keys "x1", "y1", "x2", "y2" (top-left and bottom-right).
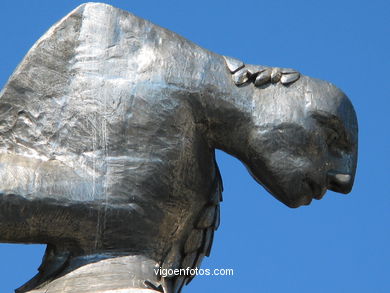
[{"x1": 0, "y1": 2, "x2": 358, "y2": 293}]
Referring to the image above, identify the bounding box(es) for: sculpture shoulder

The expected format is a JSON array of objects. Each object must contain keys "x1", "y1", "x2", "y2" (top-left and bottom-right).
[{"x1": 0, "y1": 2, "x2": 231, "y2": 138}]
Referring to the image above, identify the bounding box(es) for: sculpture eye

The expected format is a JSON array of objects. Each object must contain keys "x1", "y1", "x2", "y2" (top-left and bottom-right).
[
  {"x1": 326, "y1": 128, "x2": 339, "y2": 145},
  {"x1": 311, "y1": 111, "x2": 354, "y2": 155},
  {"x1": 325, "y1": 127, "x2": 342, "y2": 156}
]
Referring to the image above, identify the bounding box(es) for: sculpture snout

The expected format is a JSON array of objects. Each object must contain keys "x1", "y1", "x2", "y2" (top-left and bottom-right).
[{"x1": 327, "y1": 170, "x2": 354, "y2": 194}]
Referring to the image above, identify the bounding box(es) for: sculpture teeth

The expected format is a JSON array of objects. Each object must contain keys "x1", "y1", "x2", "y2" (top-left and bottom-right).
[
  {"x1": 232, "y1": 68, "x2": 250, "y2": 85},
  {"x1": 225, "y1": 58, "x2": 301, "y2": 88},
  {"x1": 254, "y1": 69, "x2": 271, "y2": 86},
  {"x1": 271, "y1": 68, "x2": 282, "y2": 83},
  {"x1": 280, "y1": 72, "x2": 300, "y2": 84},
  {"x1": 245, "y1": 64, "x2": 266, "y2": 76},
  {"x1": 280, "y1": 68, "x2": 298, "y2": 74},
  {"x1": 223, "y1": 56, "x2": 245, "y2": 73}
]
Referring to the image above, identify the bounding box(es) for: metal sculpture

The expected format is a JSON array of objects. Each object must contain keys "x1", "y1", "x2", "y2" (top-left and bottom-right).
[{"x1": 0, "y1": 3, "x2": 358, "y2": 293}]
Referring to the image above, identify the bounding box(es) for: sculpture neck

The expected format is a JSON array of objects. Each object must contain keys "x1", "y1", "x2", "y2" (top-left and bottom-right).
[
  {"x1": 21, "y1": 253, "x2": 163, "y2": 293},
  {"x1": 202, "y1": 79, "x2": 254, "y2": 157}
]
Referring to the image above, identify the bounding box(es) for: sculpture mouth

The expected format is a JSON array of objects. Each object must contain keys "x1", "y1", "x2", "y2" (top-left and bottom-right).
[
  {"x1": 305, "y1": 178, "x2": 327, "y2": 200},
  {"x1": 286, "y1": 179, "x2": 325, "y2": 208}
]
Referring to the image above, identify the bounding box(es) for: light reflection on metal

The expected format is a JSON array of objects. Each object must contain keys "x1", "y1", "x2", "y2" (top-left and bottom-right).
[{"x1": 0, "y1": 3, "x2": 358, "y2": 293}]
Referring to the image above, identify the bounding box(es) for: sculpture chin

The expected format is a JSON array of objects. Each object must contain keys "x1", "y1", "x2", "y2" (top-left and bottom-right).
[
  {"x1": 273, "y1": 192, "x2": 313, "y2": 208},
  {"x1": 286, "y1": 196, "x2": 312, "y2": 208},
  {"x1": 275, "y1": 181, "x2": 329, "y2": 208},
  {"x1": 254, "y1": 173, "x2": 328, "y2": 208}
]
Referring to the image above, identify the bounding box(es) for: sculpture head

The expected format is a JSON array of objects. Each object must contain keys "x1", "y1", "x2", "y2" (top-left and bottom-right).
[{"x1": 242, "y1": 75, "x2": 358, "y2": 208}]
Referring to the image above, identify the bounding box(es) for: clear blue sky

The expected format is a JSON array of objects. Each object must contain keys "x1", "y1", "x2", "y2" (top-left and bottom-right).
[{"x1": 0, "y1": 1, "x2": 389, "y2": 292}]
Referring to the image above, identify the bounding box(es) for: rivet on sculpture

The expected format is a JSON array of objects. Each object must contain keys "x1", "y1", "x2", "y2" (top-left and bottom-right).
[{"x1": 0, "y1": 3, "x2": 358, "y2": 293}]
